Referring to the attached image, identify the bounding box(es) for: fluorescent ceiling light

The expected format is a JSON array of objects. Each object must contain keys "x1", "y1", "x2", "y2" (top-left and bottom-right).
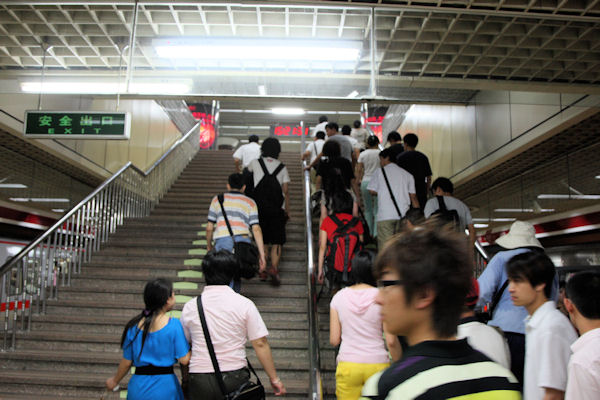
[
  {"x1": 347, "y1": 90, "x2": 359, "y2": 98},
  {"x1": 474, "y1": 224, "x2": 489, "y2": 228},
  {"x1": 494, "y1": 208, "x2": 554, "y2": 212},
  {"x1": 10, "y1": 197, "x2": 70, "y2": 203},
  {"x1": 21, "y1": 81, "x2": 191, "y2": 95},
  {"x1": 538, "y1": 194, "x2": 600, "y2": 200},
  {"x1": 52, "y1": 209, "x2": 65, "y2": 213},
  {"x1": 271, "y1": 108, "x2": 305, "y2": 115},
  {"x1": 472, "y1": 218, "x2": 517, "y2": 222},
  {"x1": 596, "y1": 175, "x2": 600, "y2": 179},
  {"x1": 0, "y1": 183, "x2": 27, "y2": 189},
  {"x1": 154, "y1": 38, "x2": 361, "y2": 61},
  {"x1": 258, "y1": 85, "x2": 267, "y2": 96}
]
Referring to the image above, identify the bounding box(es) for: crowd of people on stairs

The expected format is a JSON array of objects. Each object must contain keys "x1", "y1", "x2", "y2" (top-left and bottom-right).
[{"x1": 104, "y1": 124, "x2": 600, "y2": 400}]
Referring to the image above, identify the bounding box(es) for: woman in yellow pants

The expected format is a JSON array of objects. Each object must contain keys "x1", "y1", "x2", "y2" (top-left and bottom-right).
[{"x1": 329, "y1": 251, "x2": 401, "y2": 400}]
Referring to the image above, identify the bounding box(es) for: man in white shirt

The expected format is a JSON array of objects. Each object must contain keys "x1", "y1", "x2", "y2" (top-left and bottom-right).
[
  {"x1": 424, "y1": 177, "x2": 476, "y2": 248},
  {"x1": 458, "y1": 278, "x2": 511, "y2": 369},
  {"x1": 311, "y1": 115, "x2": 328, "y2": 137},
  {"x1": 367, "y1": 148, "x2": 419, "y2": 250},
  {"x1": 350, "y1": 119, "x2": 368, "y2": 149},
  {"x1": 180, "y1": 250, "x2": 286, "y2": 397},
  {"x1": 301, "y1": 131, "x2": 325, "y2": 193},
  {"x1": 507, "y1": 251, "x2": 577, "y2": 400},
  {"x1": 232, "y1": 135, "x2": 261, "y2": 172},
  {"x1": 563, "y1": 271, "x2": 600, "y2": 400}
]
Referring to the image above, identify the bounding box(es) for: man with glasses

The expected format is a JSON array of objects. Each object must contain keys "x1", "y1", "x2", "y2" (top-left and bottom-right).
[{"x1": 361, "y1": 227, "x2": 521, "y2": 399}]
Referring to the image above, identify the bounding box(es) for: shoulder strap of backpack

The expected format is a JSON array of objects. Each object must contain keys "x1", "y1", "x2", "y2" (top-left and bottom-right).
[
  {"x1": 258, "y1": 157, "x2": 269, "y2": 175},
  {"x1": 258, "y1": 157, "x2": 285, "y2": 178},
  {"x1": 217, "y1": 194, "x2": 235, "y2": 238},
  {"x1": 381, "y1": 167, "x2": 403, "y2": 218},
  {"x1": 329, "y1": 214, "x2": 344, "y2": 229},
  {"x1": 436, "y1": 195, "x2": 448, "y2": 212}
]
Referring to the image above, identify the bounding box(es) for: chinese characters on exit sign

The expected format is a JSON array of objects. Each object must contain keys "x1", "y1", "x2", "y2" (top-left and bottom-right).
[{"x1": 24, "y1": 111, "x2": 130, "y2": 139}]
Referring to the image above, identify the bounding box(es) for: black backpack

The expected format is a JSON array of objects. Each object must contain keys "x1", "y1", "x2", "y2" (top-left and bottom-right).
[
  {"x1": 253, "y1": 158, "x2": 285, "y2": 218},
  {"x1": 325, "y1": 215, "x2": 362, "y2": 285},
  {"x1": 431, "y1": 196, "x2": 461, "y2": 231}
]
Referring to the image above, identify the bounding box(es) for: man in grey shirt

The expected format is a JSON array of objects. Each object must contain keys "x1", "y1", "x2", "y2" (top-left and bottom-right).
[
  {"x1": 424, "y1": 177, "x2": 476, "y2": 248},
  {"x1": 305, "y1": 122, "x2": 356, "y2": 170}
]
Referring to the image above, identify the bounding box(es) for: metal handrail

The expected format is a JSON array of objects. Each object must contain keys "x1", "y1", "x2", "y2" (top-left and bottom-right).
[
  {"x1": 0, "y1": 122, "x2": 200, "y2": 350},
  {"x1": 474, "y1": 240, "x2": 489, "y2": 277},
  {"x1": 301, "y1": 122, "x2": 323, "y2": 400}
]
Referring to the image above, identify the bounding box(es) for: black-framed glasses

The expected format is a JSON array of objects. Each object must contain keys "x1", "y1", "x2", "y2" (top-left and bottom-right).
[{"x1": 377, "y1": 280, "x2": 405, "y2": 289}]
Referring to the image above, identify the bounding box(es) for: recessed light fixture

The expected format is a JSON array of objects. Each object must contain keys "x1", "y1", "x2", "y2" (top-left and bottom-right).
[
  {"x1": 154, "y1": 38, "x2": 361, "y2": 61},
  {"x1": 537, "y1": 194, "x2": 600, "y2": 200},
  {"x1": 10, "y1": 197, "x2": 70, "y2": 203},
  {"x1": 271, "y1": 108, "x2": 305, "y2": 115},
  {"x1": 494, "y1": 208, "x2": 554, "y2": 213},
  {"x1": 0, "y1": 183, "x2": 27, "y2": 189},
  {"x1": 21, "y1": 81, "x2": 191, "y2": 95}
]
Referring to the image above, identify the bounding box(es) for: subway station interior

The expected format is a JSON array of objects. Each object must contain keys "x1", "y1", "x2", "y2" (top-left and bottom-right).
[{"x1": 0, "y1": 0, "x2": 599, "y2": 398}]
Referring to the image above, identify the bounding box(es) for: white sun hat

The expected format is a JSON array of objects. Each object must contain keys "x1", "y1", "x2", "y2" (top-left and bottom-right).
[{"x1": 495, "y1": 220, "x2": 543, "y2": 249}]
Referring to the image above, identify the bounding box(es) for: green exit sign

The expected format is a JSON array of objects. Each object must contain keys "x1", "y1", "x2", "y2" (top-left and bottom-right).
[{"x1": 24, "y1": 110, "x2": 130, "y2": 139}]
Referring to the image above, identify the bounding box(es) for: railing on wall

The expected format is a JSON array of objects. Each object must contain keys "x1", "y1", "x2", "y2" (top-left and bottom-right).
[
  {"x1": 0, "y1": 122, "x2": 200, "y2": 351},
  {"x1": 300, "y1": 123, "x2": 324, "y2": 400}
]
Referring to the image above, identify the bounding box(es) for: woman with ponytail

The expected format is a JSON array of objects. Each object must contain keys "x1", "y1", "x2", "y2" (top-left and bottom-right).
[{"x1": 105, "y1": 278, "x2": 190, "y2": 399}]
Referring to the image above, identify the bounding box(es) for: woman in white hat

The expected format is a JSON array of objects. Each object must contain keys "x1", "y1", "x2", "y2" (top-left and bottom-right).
[{"x1": 476, "y1": 220, "x2": 558, "y2": 392}]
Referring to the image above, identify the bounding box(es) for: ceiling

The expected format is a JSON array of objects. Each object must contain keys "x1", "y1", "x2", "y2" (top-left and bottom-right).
[{"x1": 0, "y1": 0, "x2": 599, "y2": 234}]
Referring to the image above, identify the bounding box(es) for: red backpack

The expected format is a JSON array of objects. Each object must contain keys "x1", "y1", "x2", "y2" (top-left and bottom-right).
[{"x1": 325, "y1": 214, "x2": 362, "y2": 285}]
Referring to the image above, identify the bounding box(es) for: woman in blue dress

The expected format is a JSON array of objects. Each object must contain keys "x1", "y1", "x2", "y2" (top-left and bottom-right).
[{"x1": 105, "y1": 278, "x2": 191, "y2": 400}]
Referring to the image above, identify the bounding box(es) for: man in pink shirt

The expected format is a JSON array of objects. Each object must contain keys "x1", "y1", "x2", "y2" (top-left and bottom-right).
[
  {"x1": 563, "y1": 271, "x2": 600, "y2": 400},
  {"x1": 180, "y1": 250, "x2": 286, "y2": 399}
]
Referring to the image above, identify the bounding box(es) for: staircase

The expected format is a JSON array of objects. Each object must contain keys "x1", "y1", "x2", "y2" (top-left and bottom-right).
[{"x1": 0, "y1": 150, "x2": 335, "y2": 399}]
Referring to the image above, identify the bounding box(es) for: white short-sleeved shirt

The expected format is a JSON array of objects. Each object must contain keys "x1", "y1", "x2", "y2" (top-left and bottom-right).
[
  {"x1": 232, "y1": 142, "x2": 261, "y2": 168},
  {"x1": 424, "y1": 195, "x2": 473, "y2": 232},
  {"x1": 311, "y1": 121, "x2": 328, "y2": 137},
  {"x1": 367, "y1": 163, "x2": 415, "y2": 222},
  {"x1": 180, "y1": 286, "x2": 268, "y2": 373},
  {"x1": 247, "y1": 157, "x2": 290, "y2": 187},
  {"x1": 457, "y1": 320, "x2": 511, "y2": 369},
  {"x1": 357, "y1": 149, "x2": 381, "y2": 180},
  {"x1": 524, "y1": 301, "x2": 578, "y2": 400},
  {"x1": 345, "y1": 135, "x2": 360, "y2": 150},
  {"x1": 304, "y1": 139, "x2": 325, "y2": 164},
  {"x1": 351, "y1": 127, "x2": 368, "y2": 149},
  {"x1": 565, "y1": 328, "x2": 600, "y2": 400}
]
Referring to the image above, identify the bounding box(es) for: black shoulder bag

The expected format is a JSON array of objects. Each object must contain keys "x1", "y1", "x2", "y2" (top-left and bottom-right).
[
  {"x1": 381, "y1": 167, "x2": 404, "y2": 219},
  {"x1": 217, "y1": 194, "x2": 259, "y2": 279},
  {"x1": 197, "y1": 296, "x2": 265, "y2": 400}
]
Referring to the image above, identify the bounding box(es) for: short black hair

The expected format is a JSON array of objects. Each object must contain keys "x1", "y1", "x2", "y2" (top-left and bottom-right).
[
  {"x1": 319, "y1": 115, "x2": 328, "y2": 123},
  {"x1": 326, "y1": 122, "x2": 339, "y2": 132},
  {"x1": 350, "y1": 250, "x2": 376, "y2": 286},
  {"x1": 322, "y1": 140, "x2": 341, "y2": 159},
  {"x1": 228, "y1": 173, "x2": 245, "y2": 190},
  {"x1": 432, "y1": 177, "x2": 454, "y2": 194},
  {"x1": 316, "y1": 131, "x2": 326, "y2": 140},
  {"x1": 374, "y1": 225, "x2": 472, "y2": 338},
  {"x1": 405, "y1": 207, "x2": 424, "y2": 226},
  {"x1": 202, "y1": 250, "x2": 237, "y2": 285},
  {"x1": 261, "y1": 137, "x2": 281, "y2": 159},
  {"x1": 506, "y1": 251, "x2": 555, "y2": 298},
  {"x1": 565, "y1": 271, "x2": 600, "y2": 319},
  {"x1": 403, "y1": 133, "x2": 418, "y2": 147},
  {"x1": 353, "y1": 120, "x2": 361, "y2": 129},
  {"x1": 379, "y1": 148, "x2": 391, "y2": 160},
  {"x1": 367, "y1": 135, "x2": 380, "y2": 148},
  {"x1": 387, "y1": 131, "x2": 401, "y2": 143},
  {"x1": 341, "y1": 125, "x2": 352, "y2": 136},
  {"x1": 248, "y1": 134, "x2": 259, "y2": 143}
]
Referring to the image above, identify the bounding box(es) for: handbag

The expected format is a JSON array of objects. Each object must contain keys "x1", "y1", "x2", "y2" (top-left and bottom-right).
[
  {"x1": 475, "y1": 280, "x2": 509, "y2": 323},
  {"x1": 217, "y1": 194, "x2": 259, "y2": 279},
  {"x1": 197, "y1": 296, "x2": 266, "y2": 400}
]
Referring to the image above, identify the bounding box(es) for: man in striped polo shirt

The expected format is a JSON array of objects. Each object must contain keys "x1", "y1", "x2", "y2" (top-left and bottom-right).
[
  {"x1": 206, "y1": 173, "x2": 266, "y2": 292},
  {"x1": 361, "y1": 226, "x2": 521, "y2": 400}
]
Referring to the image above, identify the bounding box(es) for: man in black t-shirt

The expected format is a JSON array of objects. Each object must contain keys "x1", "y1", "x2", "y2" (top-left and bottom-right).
[
  {"x1": 385, "y1": 131, "x2": 404, "y2": 163},
  {"x1": 396, "y1": 133, "x2": 432, "y2": 212}
]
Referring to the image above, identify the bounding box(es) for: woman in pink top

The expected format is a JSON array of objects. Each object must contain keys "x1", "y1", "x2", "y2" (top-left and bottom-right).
[{"x1": 330, "y1": 251, "x2": 401, "y2": 400}]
